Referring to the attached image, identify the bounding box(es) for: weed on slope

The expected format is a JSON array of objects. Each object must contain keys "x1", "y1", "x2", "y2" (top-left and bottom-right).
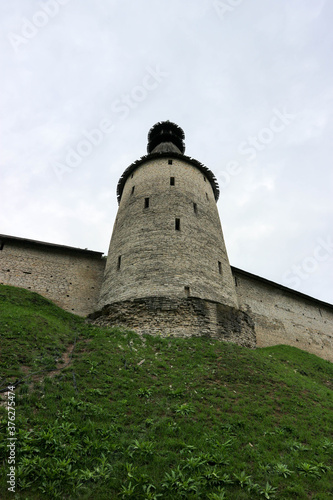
[{"x1": 0, "y1": 285, "x2": 332, "y2": 499}]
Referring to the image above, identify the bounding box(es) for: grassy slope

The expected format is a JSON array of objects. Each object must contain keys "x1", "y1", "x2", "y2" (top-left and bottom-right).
[{"x1": 0, "y1": 284, "x2": 332, "y2": 499}]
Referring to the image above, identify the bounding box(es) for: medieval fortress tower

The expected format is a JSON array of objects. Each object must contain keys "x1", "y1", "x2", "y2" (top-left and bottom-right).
[{"x1": 1, "y1": 122, "x2": 333, "y2": 361}]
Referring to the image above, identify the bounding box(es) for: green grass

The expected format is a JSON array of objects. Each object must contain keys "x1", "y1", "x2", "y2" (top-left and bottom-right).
[{"x1": 0, "y1": 284, "x2": 332, "y2": 499}]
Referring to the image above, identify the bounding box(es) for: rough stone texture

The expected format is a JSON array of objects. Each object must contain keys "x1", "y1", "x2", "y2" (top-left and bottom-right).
[
  {"x1": 1, "y1": 232, "x2": 333, "y2": 361},
  {"x1": 232, "y1": 268, "x2": 333, "y2": 362},
  {"x1": 99, "y1": 156, "x2": 238, "y2": 310},
  {"x1": 91, "y1": 296, "x2": 256, "y2": 348},
  {"x1": 0, "y1": 236, "x2": 106, "y2": 316},
  {"x1": 1, "y1": 118, "x2": 332, "y2": 363}
]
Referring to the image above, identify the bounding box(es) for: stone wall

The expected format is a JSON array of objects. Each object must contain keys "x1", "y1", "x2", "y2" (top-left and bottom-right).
[
  {"x1": 91, "y1": 296, "x2": 256, "y2": 348},
  {"x1": 1, "y1": 234, "x2": 332, "y2": 362},
  {"x1": 0, "y1": 235, "x2": 105, "y2": 316},
  {"x1": 232, "y1": 267, "x2": 333, "y2": 362}
]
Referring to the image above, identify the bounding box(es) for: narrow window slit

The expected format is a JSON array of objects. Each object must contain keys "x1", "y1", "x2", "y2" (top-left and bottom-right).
[
  {"x1": 193, "y1": 202, "x2": 198, "y2": 214},
  {"x1": 168, "y1": 159, "x2": 173, "y2": 165},
  {"x1": 184, "y1": 286, "x2": 190, "y2": 297},
  {"x1": 175, "y1": 218, "x2": 180, "y2": 231},
  {"x1": 117, "y1": 255, "x2": 122, "y2": 270},
  {"x1": 145, "y1": 197, "x2": 150, "y2": 208},
  {"x1": 131, "y1": 186, "x2": 135, "y2": 195},
  {"x1": 218, "y1": 261, "x2": 222, "y2": 275},
  {"x1": 170, "y1": 177, "x2": 175, "y2": 186}
]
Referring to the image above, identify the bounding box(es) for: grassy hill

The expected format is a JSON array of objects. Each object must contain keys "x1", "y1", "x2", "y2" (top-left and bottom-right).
[{"x1": 0, "y1": 284, "x2": 332, "y2": 499}]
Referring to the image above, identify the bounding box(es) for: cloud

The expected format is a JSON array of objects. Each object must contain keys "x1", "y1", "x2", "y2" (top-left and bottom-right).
[{"x1": 0, "y1": 0, "x2": 332, "y2": 303}]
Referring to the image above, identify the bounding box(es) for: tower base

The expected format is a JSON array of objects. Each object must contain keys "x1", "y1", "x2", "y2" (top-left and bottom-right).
[{"x1": 90, "y1": 297, "x2": 256, "y2": 348}]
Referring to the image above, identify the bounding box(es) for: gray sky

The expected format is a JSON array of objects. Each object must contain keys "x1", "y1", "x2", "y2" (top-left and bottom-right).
[{"x1": 1, "y1": 0, "x2": 332, "y2": 304}]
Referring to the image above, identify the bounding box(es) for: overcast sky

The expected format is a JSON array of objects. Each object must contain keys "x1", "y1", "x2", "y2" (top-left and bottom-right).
[{"x1": 1, "y1": 0, "x2": 332, "y2": 304}]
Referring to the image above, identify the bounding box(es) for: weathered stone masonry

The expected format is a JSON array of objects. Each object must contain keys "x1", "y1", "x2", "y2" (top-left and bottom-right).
[
  {"x1": 232, "y1": 267, "x2": 333, "y2": 361},
  {"x1": 0, "y1": 234, "x2": 105, "y2": 316},
  {"x1": 91, "y1": 296, "x2": 256, "y2": 349},
  {"x1": 1, "y1": 121, "x2": 332, "y2": 362}
]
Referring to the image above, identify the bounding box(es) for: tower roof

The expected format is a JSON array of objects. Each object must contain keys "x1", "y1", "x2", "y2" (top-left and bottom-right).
[
  {"x1": 116, "y1": 122, "x2": 220, "y2": 203},
  {"x1": 147, "y1": 121, "x2": 185, "y2": 154}
]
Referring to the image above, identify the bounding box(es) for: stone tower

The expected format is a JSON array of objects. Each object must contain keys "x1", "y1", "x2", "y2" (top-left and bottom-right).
[{"x1": 97, "y1": 121, "x2": 254, "y2": 345}]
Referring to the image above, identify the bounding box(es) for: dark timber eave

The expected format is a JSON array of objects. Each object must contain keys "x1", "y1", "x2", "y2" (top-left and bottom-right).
[{"x1": 116, "y1": 151, "x2": 220, "y2": 203}]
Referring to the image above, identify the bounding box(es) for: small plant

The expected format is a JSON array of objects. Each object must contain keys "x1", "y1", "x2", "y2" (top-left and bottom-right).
[
  {"x1": 207, "y1": 487, "x2": 227, "y2": 499},
  {"x1": 175, "y1": 402, "x2": 195, "y2": 416},
  {"x1": 162, "y1": 468, "x2": 183, "y2": 491},
  {"x1": 246, "y1": 478, "x2": 261, "y2": 494},
  {"x1": 142, "y1": 483, "x2": 163, "y2": 500},
  {"x1": 260, "y1": 482, "x2": 278, "y2": 499},
  {"x1": 297, "y1": 463, "x2": 321, "y2": 478},
  {"x1": 184, "y1": 456, "x2": 207, "y2": 469},
  {"x1": 180, "y1": 444, "x2": 196, "y2": 454},
  {"x1": 322, "y1": 439, "x2": 333, "y2": 453},
  {"x1": 202, "y1": 465, "x2": 223, "y2": 485},
  {"x1": 289, "y1": 441, "x2": 311, "y2": 452},
  {"x1": 79, "y1": 468, "x2": 96, "y2": 481},
  {"x1": 87, "y1": 360, "x2": 99, "y2": 374},
  {"x1": 233, "y1": 470, "x2": 252, "y2": 488},
  {"x1": 274, "y1": 463, "x2": 293, "y2": 478},
  {"x1": 137, "y1": 387, "x2": 153, "y2": 398},
  {"x1": 205, "y1": 452, "x2": 229, "y2": 466},
  {"x1": 220, "y1": 473, "x2": 234, "y2": 485},
  {"x1": 38, "y1": 479, "x2": 63, "y2": 499},
  {"x1": 162, "y1": 466, "x2": 200, "y2": 496},
  {"x1": 169, "y1": 387, "x2": 185, "y2": 398},
  {"x1": 125, "y1": 462, "x2": 137, "y2": 479},
  {"x1": 92, "y1": 454, "x2": 113, "y2": 480},
  {"x1": 121, "y1": 481, "x2": 137, "y2": 499},
  {"x1": 128, "y1": 439, "x2": 155, "y2": 457},
  {"x1": 259, "y1": 463, "x2": 272, "y2": 473},
  {"x1": 315, "y1": 462, "x2": 331, "y2": 473},
  {"x1": 166, "y1": 420, "x2": 180, "y2": 434},
  {"x1": 17, "y1": 476, "x2": 35, "y2": 490}
]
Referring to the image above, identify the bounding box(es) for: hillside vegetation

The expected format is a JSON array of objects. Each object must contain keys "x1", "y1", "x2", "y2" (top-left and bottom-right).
[{"x1": 0, "y1": 284, "x2": 332, "y2": 499}]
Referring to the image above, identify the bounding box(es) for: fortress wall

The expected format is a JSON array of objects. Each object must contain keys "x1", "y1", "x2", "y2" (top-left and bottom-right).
[
  {"x1": 1, "y1": 234, "x2": 332, "y2": 362},
  {"x1": 232, "y1": 268, "x2": 333, "y2": 362},
  {"x1": 0, "y1": 236, "x2": 105, "y2": 316}
]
